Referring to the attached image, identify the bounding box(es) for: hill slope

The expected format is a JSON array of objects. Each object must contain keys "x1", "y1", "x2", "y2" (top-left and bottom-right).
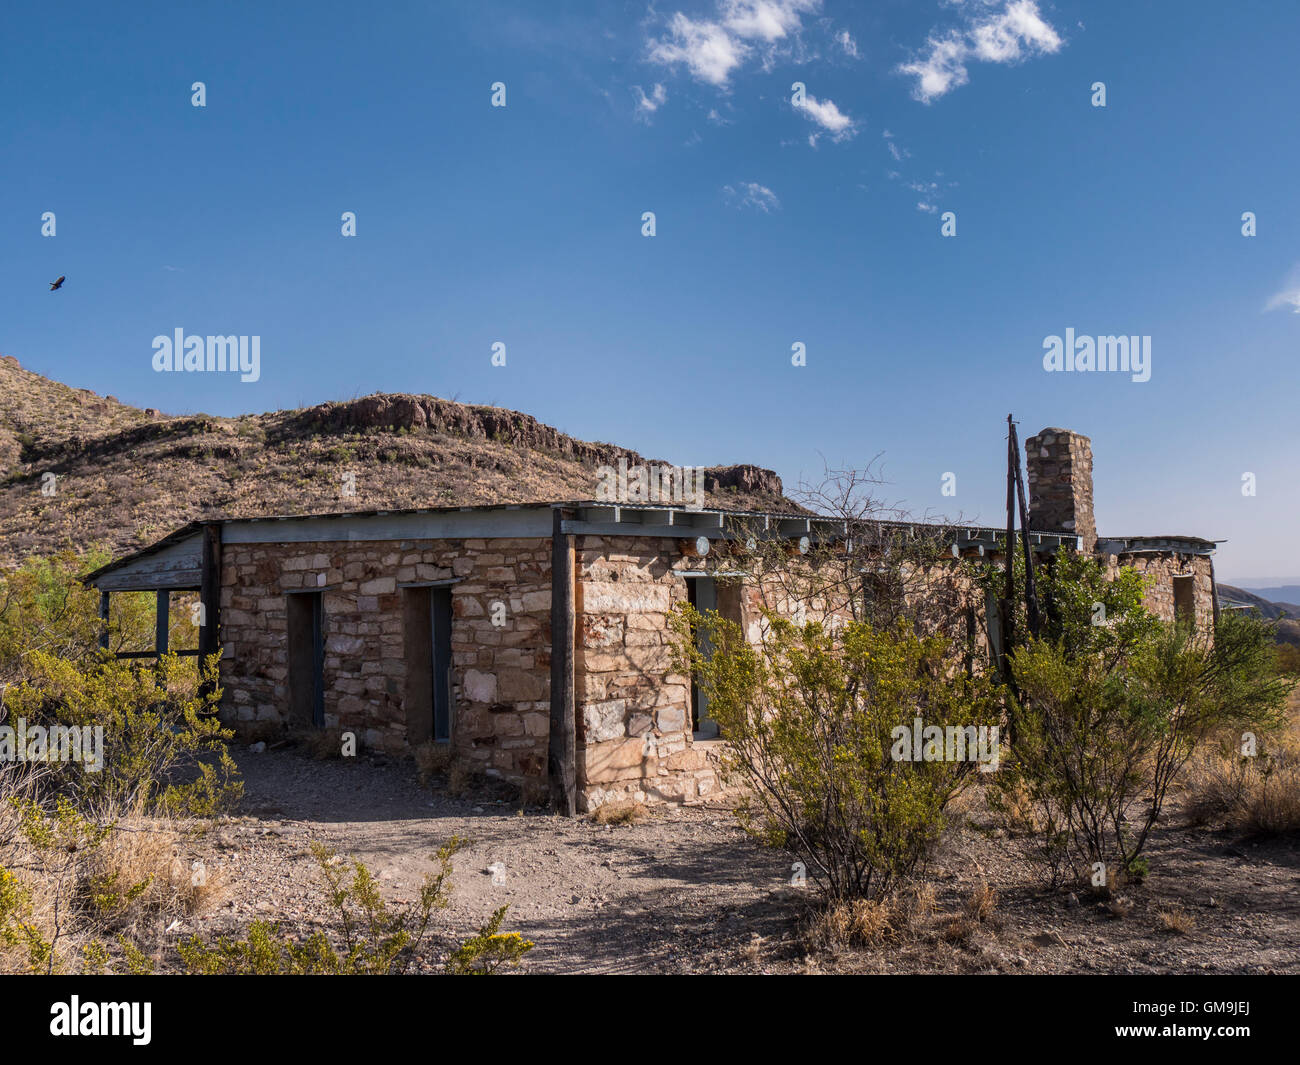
[
  {"x1": 1216, "y1": 584, "x2": 1300, "y2": 620},
  {"x1": 0, "y1": 355, "x2": 796, "y2": 565}
]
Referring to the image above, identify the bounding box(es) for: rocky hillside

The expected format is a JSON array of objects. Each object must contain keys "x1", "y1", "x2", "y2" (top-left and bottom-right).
[
  {"x1": 1216, "y1": 584, "x2": 1300, "y2": 620},
  {"x1": 0, "y1": 355, "x2": 796, "y2": 565}
]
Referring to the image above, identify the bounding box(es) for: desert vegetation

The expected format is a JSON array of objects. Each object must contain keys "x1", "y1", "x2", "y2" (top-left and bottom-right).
[
  {"x1": 0, "y1": 553, "x2": 531, "y2": 975},
  {"x1": 668, "y1": 468, "x2": 1297, "y2": 953}
]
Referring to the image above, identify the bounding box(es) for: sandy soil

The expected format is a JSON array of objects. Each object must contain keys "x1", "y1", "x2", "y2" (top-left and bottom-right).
[{"x1": 166, "y1": 746, "x2": 1300, "y2": 974}]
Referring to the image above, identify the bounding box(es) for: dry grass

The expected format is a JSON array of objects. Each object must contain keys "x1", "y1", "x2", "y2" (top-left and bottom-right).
[
  {"x1": 591, "y1": 802, "x2": 652, "y2": 827},
  {"x1": 939, "y1": 914, "x2": 976, "y2": 944},
  {"x1": 964, "y1": 882, "x2": 998, "y2": 922},
  {"x1": 289, "y1": 726, "x2": 352, "y2": 760},
  {"x1": 990, "y1": 779, "x2": 1047, "y2": 837},
  {"x1": 1104, "y1": 896, "x2": 1133, "y2": 919},
  {"x1": 1157, "y1": 906, "x2": 1196, "y2": 935},
  {"x1": 807, "y1": 898, "x2": 898, "y2": 948},
  {"x1": 741, "y1": 932, "x2": 765, "y2": 967},
  {"x1": 802, "y1": 881, "x2": 946, "y2": 950},
  {"x1": 1184, "y1": 689, "x2": 1300, "y2": 837},
  {"x1": 413, "y1": 741, "x2": 453, "y2": 784},
  {"x1": 76, "y1": 815, "x2": 229, "y2": 931},
  {"x1": 235, "y1": 720, "x2": 283, "y2": 747},
  {"x1": 0, "y1": 787, "x2": 227, "y2": 973}
]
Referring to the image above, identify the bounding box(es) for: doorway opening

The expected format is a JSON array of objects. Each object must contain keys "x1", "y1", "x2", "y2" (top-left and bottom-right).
[
  {"x1": 287, "y1": 591, "x2": 325, "y2": 728},
  {"x1": 403, "y1": 585, "x2": 454, "y2": 744}
]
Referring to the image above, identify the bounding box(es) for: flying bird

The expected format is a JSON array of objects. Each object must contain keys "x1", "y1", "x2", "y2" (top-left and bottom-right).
[{"x1": 49, "y1": 276, "x2": 65, "y2": 291}]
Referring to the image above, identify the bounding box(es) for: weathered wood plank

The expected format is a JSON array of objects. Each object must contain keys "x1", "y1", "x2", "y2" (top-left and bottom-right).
[{"x1": 548, "y1": 508, "x2": 577, "y2": 816}]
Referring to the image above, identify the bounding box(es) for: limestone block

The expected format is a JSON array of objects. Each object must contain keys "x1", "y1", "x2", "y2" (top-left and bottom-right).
[{"x1": 583, "y1": 698, "x2": 627, "y2": 742}]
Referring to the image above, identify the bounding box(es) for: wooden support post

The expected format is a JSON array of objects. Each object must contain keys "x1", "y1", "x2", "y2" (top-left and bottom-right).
[
  {"x1": 548, "y1": 508, "x2": 577, "y2": 816},
  {"x1": 1009, "y1": 419, "x2": 1041, "y2": 638},
  {"x1": 1002, "y1": 417, "x2": 1017, "y2": 684},
  {"x1": 155, "y1": 590, "x2": 170, "y2": 656},
  {"x1": 198, "y1": 523, "x2": 222, "y2": 697},
  {"x1": 98, "y1": 591, "x2": 111, "y2": 651}
]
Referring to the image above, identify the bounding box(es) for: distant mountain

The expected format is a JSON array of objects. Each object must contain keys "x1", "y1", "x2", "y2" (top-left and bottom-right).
[
  {"x1": 0, "y1": 355, "x2": 797, "y2": 565},
  {"x1": 1216, "y1": 584, "x2": 1300, "y2": 619},
  {"x1": 1234, "y1": 585, "x2": 1300, "y2": 607}
]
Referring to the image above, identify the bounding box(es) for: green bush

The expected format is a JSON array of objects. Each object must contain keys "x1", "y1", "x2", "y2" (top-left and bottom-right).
[
  {"x1": 999, "y1": 611, "x2": 1292, "y2": 885},
  {"x1": 670, "y1": 605, "x2": 1001, "y2": 901},
  {"x1": 445, "y1": 906, "x2": 534, "y2": 974},
  {"x1": 0, "y1": 552, "x2": 239, "y2": 816},
  {"x1": 178, "y1": 837, "x2": 531, "y2": 975}
]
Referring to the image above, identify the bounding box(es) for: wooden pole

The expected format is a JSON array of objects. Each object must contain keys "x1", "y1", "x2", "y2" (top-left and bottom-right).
[
  {"x1": 98, "y1": 591, "x2": 111, "y2": 651},
  {"x1": 155, "y1": 590, "x2": 170, "y2": 656},
  {"x1": 1009, "y1": 419, "x2": 1041, "y2": 638},
  {"x1": 198, "y1": 522, "x2": 222, "y2": 699},
  {"x1": 1002, "y1": 416, "x2": 1017, "y2": 683},
  {"x1": 548, "y1": 508, "x2": 577, "y2": 816}
]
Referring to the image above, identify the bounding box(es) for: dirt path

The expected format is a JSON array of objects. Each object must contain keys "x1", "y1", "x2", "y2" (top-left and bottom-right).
[{"x1": 170, "y1": 747, "x2": 1300, "y2": 974}]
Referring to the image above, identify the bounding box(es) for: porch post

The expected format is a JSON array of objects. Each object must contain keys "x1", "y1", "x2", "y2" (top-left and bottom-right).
[{"x1": 548, "y1": 507, "x2": 577, "y2": 816}]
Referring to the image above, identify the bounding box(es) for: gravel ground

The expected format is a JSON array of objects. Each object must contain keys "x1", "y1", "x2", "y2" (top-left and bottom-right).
[{"x1": 163, "y1": 746, "x2": 1300, "y2": 974}]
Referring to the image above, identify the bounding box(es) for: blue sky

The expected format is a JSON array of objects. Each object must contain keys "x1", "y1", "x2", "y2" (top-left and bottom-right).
[{"x1": 2, "y1": 0, "x2": 1296, "y2": 578}]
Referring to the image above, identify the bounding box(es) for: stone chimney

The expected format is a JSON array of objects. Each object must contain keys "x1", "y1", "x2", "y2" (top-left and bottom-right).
[{"x1": 1024, "y1": 428, "x2": 1096, "y2": 553}]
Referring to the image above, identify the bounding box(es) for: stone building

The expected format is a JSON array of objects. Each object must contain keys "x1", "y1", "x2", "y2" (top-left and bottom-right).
[{"x1": 85, "y1": 427, "x2": 1220, "y2": 809}]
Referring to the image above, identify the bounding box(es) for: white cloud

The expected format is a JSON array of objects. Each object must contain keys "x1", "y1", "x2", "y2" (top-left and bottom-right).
[
  {"x1": 836, "y1": 28, "x2": 859, "y2": 58},
  {"x1": 647, "y1": 0, "x2": 820, "y2": 87},
  {"x1": 916, "y1": 201, "x2": 938, "y2": 214},
  {"x1": 632, "y1": 82, "x2": 668, "y2": 117},
  {"x1": 1266, "y1": 267, "x2": 1300, "y2": 313},
  {"x1": 648, "y1": 13, "x2": 748, "y2": 86},
  {"x1": 723, "y1": 181, "x2": 781, "y2": 212},
  {"x1": 722, "y1": 0, "x2": 815, "y2": 42},
  {"x1": 794, "y1": 90, "x2": 856, "y2": 141},
  {"x1": 899, "y1": 0, "x2": 1062, "y2": 103}
]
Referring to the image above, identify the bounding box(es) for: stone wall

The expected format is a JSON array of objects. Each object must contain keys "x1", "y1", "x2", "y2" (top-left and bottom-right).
[
  {"x1": 574, "y1": 536, "x2": 738, "y2": 809},
  {"x1": 1106, "y1": 552, "x2": 1216, "y2": 633},
  {"x1": 214, "y1": 530, "x2": 1218, "y2": 813},
  {"x1": 217, "y1": 536, "x2": 553, "y2": 788}
]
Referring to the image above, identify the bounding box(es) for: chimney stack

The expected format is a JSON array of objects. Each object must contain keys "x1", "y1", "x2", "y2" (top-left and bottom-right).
[{"x1": 1025, "y1": 428, "x2": 1096, "y2": 553}]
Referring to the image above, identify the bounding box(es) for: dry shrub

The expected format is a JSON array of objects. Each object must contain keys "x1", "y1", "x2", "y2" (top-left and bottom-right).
[
  {"x1": 1185, "y1": 692, "x2": 1300, "y2": 837},
  {"x1": 938, "y1": 883, "x2": 999, "y2": 944},
  {"x1": 964, "y1": 882, "x2": 998, "y2": 923},
  {"x1": 1104, "y1": 896, "x2": 1133, "y2": 919},
  {"x1": 291, "y1": 726, "x2": 349, "y2": 760},
  {"x1": 78, "y1": 816, "x2": 228, "y2": 931},
  {"x1": 906, "y1": 882, "x2": 937, "y2": 924},
  {"x1": 1157, "y1": 906, "x2": 1196, "y2": 935},
  {"x1": 1, "y1": 795, "x2": 226, "y2": 973},
  {"x1": 806, "y1": 898, "x2": 897, "y2": 949},
  {"x1": 591, "y1": 802, "x2": 651, "y2": 827},
  {"x1": 414, "y1": 741, "x2": 453, "y2": 784},
  {"x1": 1238, "y1": 770, "x2": 1300, "y2": 835},
  {"x1": 939, "y1": 915, "x2": 975, "y2": 945},
  {"x1": 237, "y1": 720, "x2": 283, "y2": 747},
  {"x1": 989, "y1": 778, "x2": 1046, "y2": 837},
  {"x1": 520, "y1": 778, "x2": 550, "y2": 806},
  {"x1": 802, "y1": 881, "x2": 939, "y2": 950},
  {"x1": 447, "y1": 763, "x2": 475, "y2": 797}
]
